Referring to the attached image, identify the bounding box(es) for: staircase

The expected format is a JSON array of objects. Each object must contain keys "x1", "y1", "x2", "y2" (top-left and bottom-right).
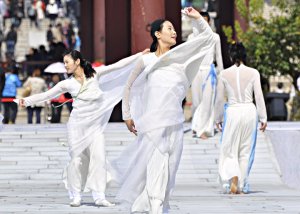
[{"x1": 4, "y1": 17, "x2": 70, "y2": 62}]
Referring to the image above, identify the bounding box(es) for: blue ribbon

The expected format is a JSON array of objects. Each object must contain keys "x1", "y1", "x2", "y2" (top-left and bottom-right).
[
  {"x1": 202, "y1": 64, "x2": 217, "y2": 103},
  {"x1": 220, "y1": 102, "x2": 229, "y2": 143}
]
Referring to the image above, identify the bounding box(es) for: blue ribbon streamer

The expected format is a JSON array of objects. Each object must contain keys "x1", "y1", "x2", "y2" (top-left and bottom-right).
[
  {"x1": 220, "y1": 102, "x2": 229, "y2": 142},
  {"x1": 202, "y1": 64, "x2": 217, "y2": 103}
]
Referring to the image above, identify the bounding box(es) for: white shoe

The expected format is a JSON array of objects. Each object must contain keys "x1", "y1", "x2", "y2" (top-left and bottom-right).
[
  {"x1": 70, "y1": 200, "x2": 81, "y2": 207},
  {"x1": 95, "y1": 199, "x2": 115, "y2": 207}
]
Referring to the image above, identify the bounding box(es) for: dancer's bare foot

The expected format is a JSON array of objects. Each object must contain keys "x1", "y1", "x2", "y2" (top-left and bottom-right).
[
  {"x1": 230, "y1": 176, "x2": 238, "y2": 195},
  {"x1": 240, "y1": 191, "x2": 246, "y2": 194},
  {"x1": 200, "y1": 134, "x2": 208, "y2": 140},
  {"x1": 193, "y1": 130, "x2": 196, "y2": 134}
]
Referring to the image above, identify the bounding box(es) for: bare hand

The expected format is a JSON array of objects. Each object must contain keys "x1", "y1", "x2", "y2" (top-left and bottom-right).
[
  {"x1": 216, "y1": 122, "x2": 223, "y2": 131},
  {"x1": 142, "y1": 48, "x2": 150, "y2": 55},
  {"x1": 125, "y1": 119, "x2": 138, "y2": 136},
  {"x1": 19, "y1": 98, "x2": 27, "y2": 108},
  {"x1": 184, "y1": 7, "x2": 201, "y2": 19},
  {"x1": 259, "y1": 122, "x2": 267, "y2": 132}
]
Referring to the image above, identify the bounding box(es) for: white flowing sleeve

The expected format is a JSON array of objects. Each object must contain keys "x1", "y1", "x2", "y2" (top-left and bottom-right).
[
  {"x1": 23, "y1": 81, "x2": 68, "y2": 106},
  {"x1": 215, "y1": 72, "x2": 225, "y2": 123},
  {"x1": 215, "y1": 34, "x2": 224, "y2": 72},
  {"x1": 192, "y1": 16, "x2": 213, "y2": 37},
  {"x1": 122, "y1": 56, "x2": 145, "y2": 120},
  {"x1": 95, "y1": 52, "x2": 142, "y2": 80},
  {"x1": 253, "y1": 72, "x2": 267, "y2": 123}
]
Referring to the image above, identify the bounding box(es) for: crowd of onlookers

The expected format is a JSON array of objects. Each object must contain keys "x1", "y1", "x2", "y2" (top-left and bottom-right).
[
  {"x1": 0, "y1": 0, "x2": 80, "y2": 61},
  {"x1": 0, "y1": 60, "x2": 73, "y2": 124}
]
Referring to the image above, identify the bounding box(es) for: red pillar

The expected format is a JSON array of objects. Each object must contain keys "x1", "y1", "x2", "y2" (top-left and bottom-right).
[
  {"x1": 131, "y1": 0, "x2": 165, "y2": 54},
  {"x1": 93, "y1": 0, "x2": 106, "y2": 63},
  {"x1": 234, "y1": 0, "x2": 249, "y2": 39}
]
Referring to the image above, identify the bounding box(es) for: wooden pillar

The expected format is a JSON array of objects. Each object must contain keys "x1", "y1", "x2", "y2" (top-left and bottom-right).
[
  {"x1": 218, "y1": 0, "x2": 235, "y2": 68},
  {"x1": 80, "y1": 0, "x2": 94, "y2": 62},
  {"x1": 165, "y1": 0, "x2": 182, "y2": 45},
  {"x1": 131, "y1": 0, "x2": 165, "y2": 54},
  {"x1": 93, "y1": 0, "x2": 106, "y2": 63}
]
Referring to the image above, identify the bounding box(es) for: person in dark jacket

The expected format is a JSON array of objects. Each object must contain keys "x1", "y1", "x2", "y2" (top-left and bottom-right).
[
  {"x1": 2, "y1": 66, "x2": 22, "y2": 124},
  {"x1": 6, "y1": 25, "x2": 18, "y2": 56},
  {"x1": 47, "y1": 24, "x2": 54, "y2": 43}
]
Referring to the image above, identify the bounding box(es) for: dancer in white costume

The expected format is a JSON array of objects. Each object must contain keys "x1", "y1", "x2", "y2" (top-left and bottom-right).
[
  {"x1": 17, "y1": 48, "x2": 150, "y2": 207},
  {"x1": 215, "y1": 42, "x2": 267, "y2": 194},
  {"x1": 106, "y1": 7, "x2": 216, "y2": 213},
  {"x1": 187, "y1": 12, "x2": 224, "y2": 139}
]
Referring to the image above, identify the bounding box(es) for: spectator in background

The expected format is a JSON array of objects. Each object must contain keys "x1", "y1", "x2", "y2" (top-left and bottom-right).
[
  {"x1": 23, "y1": 68, "x2": 47, "y2": 124},
  {"x1": 0, "y1": 0, "x2": 7, "y2": 32},
  {"x1": 202, "y1": 0, "x2": 208, "y2": 12},
  {"x1": 47, "y1": 24, "x2": 53, "y2": 43},
  {"x1": 33, "y1": 0, "x2": 45, "y2": 30},
  {"x1": 2, "y1": 65, "x2": 22, "y2": 124},
  {"x1": 0, "y1": 64, "x2": 4, "y2": 112},
  {"x1": 53, "y1": 23, "x2": 62, "y2": 42},
  {"x1": 49, "y1": 73, "x2": 62, "y2": 123},
  {"x1": 62, "y1": 20, "x2": 69, "y2": 47},
  {"x1": 28, "y1": 4, "x2": 37, "y2": 28},
  {"x1": 74, "y1": 30, "x2": 80, "y2": 51},
  {"x1": 67, "y1": 23, "x2": 75, "y2": 49},
  {"x1": 275, "y1": 83, "x2": 284, "y2": 93},
  {"x1": 46, "y1": 0, "x2": 58, "y2": 26},
  {"x1": 5, "y1": 25, "x2": 17, "y2": 57}
]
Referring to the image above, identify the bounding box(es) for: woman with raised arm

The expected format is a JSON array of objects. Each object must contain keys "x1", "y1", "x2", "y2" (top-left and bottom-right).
[
  {"x1": 16, "y1": 48, "x2": 150, "y2": 207},
  {"x1": 215, "y1": 42, "x2": 267, "y2": 195},
  {"x1": 106, "y1": 7, "x2": 216, "y2": 214}
]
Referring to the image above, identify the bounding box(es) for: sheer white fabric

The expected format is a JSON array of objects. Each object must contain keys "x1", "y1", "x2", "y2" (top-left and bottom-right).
[
  {"x1": 215, "y1": 64, "x2": 267, "y2": 123},
  {"x1": 187, "y1": 32, "x2": 223, "y2": 72},
  {"x1": 16, "y1": 52, "x2": 142, "y2": 193},
  {"x1": 107, "y1": 16, "x2": 216, "y2": 213}
]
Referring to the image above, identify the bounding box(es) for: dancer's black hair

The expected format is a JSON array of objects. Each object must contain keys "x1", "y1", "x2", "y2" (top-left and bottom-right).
[
  {"x1": 200, "y1": 12, "x2": 210, "y2": 22},
  {"x1": 229, "y1": 42, "x2": 247, "y2": 66},
  {"x1": 150, "y1": 19, "x2": 167, "y2": 52},
  {"x1": 63, "y1": 49, "x2": 96, "y2": 79}
]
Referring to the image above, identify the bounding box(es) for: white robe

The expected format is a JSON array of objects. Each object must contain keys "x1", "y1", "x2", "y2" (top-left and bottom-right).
[
  {"x1": 106, "y1": 16, "x2": 216, "y2": 214},
  {"x1": 18, "y1": 52, "x2": 142, "y2": 194},
  {"x1": 188, "y1": 32, "x2": 224, "y2": 137},
  {"x1": 215, "y1": 64, "x2": 267, "y2": 193}
]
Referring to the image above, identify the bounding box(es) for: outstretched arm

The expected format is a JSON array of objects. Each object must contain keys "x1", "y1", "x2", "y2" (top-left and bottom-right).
[
  {"x1": 122, "y1": 56, "x2": 145, "y2": 135},
  {"x1": 19, "y1": 81, "x2": 68, "y2": 107},
  {"x1": 95, "y1": 49, "x2": 150, "y2": 80}
]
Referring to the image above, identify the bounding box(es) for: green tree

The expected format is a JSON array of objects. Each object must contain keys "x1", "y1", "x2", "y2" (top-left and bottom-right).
[{"x1": 222, "y1": 0, "x2": 300, "y2": 91}]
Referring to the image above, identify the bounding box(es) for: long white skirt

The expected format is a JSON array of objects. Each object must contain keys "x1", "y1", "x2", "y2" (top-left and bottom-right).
[
  {"x1": 106, "y1": 124, "x2": 183, "y2": 213},
  {"x1": 63, "y1": 133, "x2": 110, "y2": 193},
  {"x1": 218, "y1": 103, "x2": 258, "y2": 194},
  {"x1": 191, "y1": 65, "x2": 215, "y2": 137}
]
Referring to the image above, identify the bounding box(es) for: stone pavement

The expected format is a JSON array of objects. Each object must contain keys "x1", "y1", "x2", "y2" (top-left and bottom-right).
[{"x1": 0, "y1": 123, "x2": 300, "y2": 214}]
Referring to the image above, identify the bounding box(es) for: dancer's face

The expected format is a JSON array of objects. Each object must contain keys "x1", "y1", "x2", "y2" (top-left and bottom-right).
[
  {"x1": 155, "y1": 21, "x2": 177, "y2": 48},
  {"x1": 64, "y1": 55, "x2": 80, "y2": 74}
]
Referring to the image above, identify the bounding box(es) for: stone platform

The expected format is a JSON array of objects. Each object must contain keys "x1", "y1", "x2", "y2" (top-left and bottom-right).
[{"x1": 0, "y1": 123, "x2": 300, "y2": 213}]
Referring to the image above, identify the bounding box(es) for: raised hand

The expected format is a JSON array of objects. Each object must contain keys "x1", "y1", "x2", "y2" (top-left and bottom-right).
[
  {"x1": 125, "y1": 119, "x2": 138, "y2": 136},
  {"x1": 185, "y1": 7, "x2": 201, "y2": 20}
]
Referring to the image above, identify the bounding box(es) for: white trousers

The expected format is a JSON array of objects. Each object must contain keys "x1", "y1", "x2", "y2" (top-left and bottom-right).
[
  {"x1": 218, "y1": 103, "x2": 258, "y2": 194},
  {"x1": 63, "y1": 134, "x2": 107, "y2": 195},
  {"x1": 191, "y1": 66, "x2": 215, "y2": 137}
]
